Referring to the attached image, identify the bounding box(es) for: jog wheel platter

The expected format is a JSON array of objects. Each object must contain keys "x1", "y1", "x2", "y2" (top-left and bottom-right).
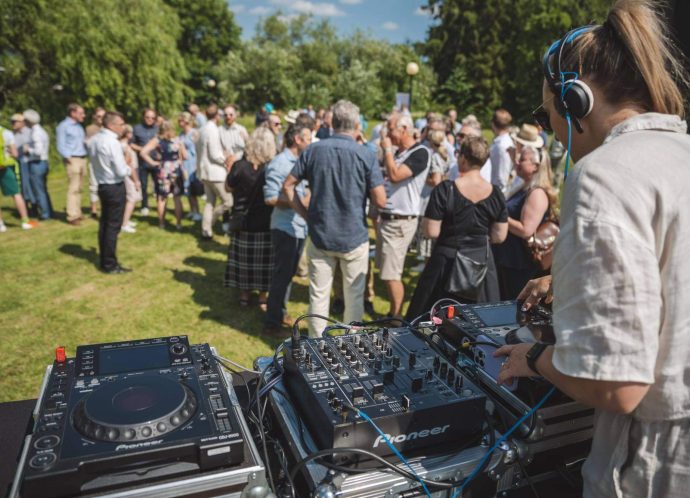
[
  {"x1": 73, "y1": 376, "x2": 197, "y2": 442},
  {"x1": 18, "y1": 336, "x2": 246, "y2": 498}
]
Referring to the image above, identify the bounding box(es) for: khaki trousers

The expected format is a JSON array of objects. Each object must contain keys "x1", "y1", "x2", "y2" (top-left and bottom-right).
[
  {"x1": 66, "y1": 157, "x2": 87, "y2": 222},
  {"x1": 307, "y1": 241, "x2": 369, "y2": 337},
  {"x1": 201, "y1": 180, "x2": 233, "y2": 236}
]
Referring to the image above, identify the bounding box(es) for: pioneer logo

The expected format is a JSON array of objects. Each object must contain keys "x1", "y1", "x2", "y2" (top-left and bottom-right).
[
  {"x1": 115, "y1": 440, "x2": 164, "y2": 451},
  {"x1": 372, "y1": 425, "x2": 450, "y2": 448}
]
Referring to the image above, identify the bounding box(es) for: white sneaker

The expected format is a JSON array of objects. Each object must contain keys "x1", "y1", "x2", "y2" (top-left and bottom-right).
[
  {"x1": 0, "y1": 222, "x2": 6, "y2": 233},
  {"x1": 140, "y1": 207, "x2": 150, "y2": 216},
  {"x1": 121, "y1": 225, "x2": 136, "y2": 233},
  {"x1": 192, "y1": 212, "x2": 202, "y2": 222},
  {"x1": 128, "y1": 221, "x2": 138, "y2": 227},
  {"x1": 21, "y1": 222, "x2": 34, "y2": 230},
  {"x1": 222, "y1": 222, "x2": 230, "y2": 234}
]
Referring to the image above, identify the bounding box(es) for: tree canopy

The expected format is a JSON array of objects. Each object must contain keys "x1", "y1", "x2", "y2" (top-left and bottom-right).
[{"x1": 423, "y1": 0, "x2": 611, "y2": 121}]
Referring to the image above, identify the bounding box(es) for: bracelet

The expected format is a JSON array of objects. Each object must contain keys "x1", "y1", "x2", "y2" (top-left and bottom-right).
[{"x1": 384, "y1": 147, "x2": 394, "y2": 155}]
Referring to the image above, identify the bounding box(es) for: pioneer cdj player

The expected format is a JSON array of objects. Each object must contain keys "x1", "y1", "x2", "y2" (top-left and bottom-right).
[{"x1": 18, "y1": 336, "x2": 246, "y2": 498}]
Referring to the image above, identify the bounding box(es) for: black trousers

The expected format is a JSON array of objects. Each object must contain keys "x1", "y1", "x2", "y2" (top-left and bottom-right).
[
  {"x1": 138, "y1": 163, "x2": 158, "y2": 209},
  {"x1": 265, "y1": 229, "x2": 305, "y2": 327},
  {"x1": 97, "y1": 182, "x2": 126, "y2": 271}
]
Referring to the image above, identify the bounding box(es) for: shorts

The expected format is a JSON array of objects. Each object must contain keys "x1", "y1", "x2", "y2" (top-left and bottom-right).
[
  {"x1": 375, "y1": 217, "x2": 418, "y2": 280},
  {"x1": 0, "y1": 166, "x2": 20, "y2": 197}
]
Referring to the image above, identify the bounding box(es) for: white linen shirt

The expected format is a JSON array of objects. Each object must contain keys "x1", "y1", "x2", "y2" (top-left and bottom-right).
[
  {"x1": 88, "y1": 128, "x2": 129, "y2": 184},
  {"x1": 489, "y1": 132, "x2": 514, "y2": 193},
  {"x1": 219, "y1": 122, "x2": 248, "y2": 160},
  {"x1": 26, "y1": 124, "x2": 49, "y2": 161},
  {"x1": 551, "y1": 113, "x2": 690, "y2": 498}
]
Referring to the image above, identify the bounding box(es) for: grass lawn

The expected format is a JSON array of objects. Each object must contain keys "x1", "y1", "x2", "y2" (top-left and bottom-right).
[{"x1": 0, "y1": 164, "x2": 421, "y2": 402}]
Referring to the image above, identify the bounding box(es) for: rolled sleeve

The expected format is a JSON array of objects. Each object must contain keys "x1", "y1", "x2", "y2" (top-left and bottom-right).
[
  {"x1": 552, "y1": 216, "x2": 660, "y2": 384},
  {"x1": 263, "y1": 165, "x2": 282, "y2": 201}
]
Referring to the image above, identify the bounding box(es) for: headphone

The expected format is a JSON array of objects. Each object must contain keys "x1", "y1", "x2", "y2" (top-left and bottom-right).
[{"x1": 542, "y1": 26, "x2": 596, "y2": 133}]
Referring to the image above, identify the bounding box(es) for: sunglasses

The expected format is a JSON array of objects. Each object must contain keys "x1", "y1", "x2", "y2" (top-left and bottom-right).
[{"x1": 532, "y1": 96, "x2": 555, "y2": 132}]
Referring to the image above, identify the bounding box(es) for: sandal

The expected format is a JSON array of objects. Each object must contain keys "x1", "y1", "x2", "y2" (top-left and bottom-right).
[{"x1": 258, "y1": 300, "x2": 268, "y2": 312}]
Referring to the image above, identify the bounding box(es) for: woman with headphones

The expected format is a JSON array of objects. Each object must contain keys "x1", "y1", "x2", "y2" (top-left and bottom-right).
[{"x1": 494, "y1": 1, "x2": 690, "y2": 496}]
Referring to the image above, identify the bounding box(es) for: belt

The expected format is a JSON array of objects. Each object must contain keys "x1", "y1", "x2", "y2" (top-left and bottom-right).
[
  {"x1": 380, "y1": 213, "x2": 418, "y2": 220},
  {"x1": 71, "y1": 155, "x2": 87, "y2": 159}
]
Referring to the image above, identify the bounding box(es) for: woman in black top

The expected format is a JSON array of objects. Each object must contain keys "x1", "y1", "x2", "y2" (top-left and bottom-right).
[
  {"x1": 406, "y1": 136, "x2": 508, "y2": 321},
  {"x1": 224, "y1": 127, "x2": 277, "y2": 308}
]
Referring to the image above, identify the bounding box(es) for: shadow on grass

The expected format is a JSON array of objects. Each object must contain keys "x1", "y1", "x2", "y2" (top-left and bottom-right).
[
  {"x1": 58, "y1": 243, "x2": 99, "y2": 267},
  {"x1": 172, "y1": 255, "x2": 277, "y2": 348}
]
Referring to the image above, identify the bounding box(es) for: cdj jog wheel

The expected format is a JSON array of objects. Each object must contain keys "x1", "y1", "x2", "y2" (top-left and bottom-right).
[{"x1": 73, "y1": 375, "x2": 197, "y2": 442}]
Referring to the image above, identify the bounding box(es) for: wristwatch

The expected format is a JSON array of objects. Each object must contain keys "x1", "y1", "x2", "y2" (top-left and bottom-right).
[{"x1": 526, "y1": 342, "x2": 549, "y2": 376}]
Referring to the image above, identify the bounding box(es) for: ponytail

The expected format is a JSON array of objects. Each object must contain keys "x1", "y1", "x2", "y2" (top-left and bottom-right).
[{"x1": 559, "y1": 0, "x2": 689, "y2": 117}]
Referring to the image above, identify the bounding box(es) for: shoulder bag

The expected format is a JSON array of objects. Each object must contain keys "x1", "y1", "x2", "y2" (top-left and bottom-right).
[
  {"x1": 525, "y1": 194, "x2": 559, "y2": 271},
  {"x1": 443, "y1": 181, "x2": 489, "y2": 300}
]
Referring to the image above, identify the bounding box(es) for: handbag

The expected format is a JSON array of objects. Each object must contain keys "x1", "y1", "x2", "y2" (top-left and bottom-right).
[
  {"x1": 525, "y1": 207, "x2": 560, "y2": 271},
  {"x1": 189, "y1": 177, "x2": 205, "y2": 197},
  {"x1": 442, "y1": 181, "x2": 490, "y2": 300}
]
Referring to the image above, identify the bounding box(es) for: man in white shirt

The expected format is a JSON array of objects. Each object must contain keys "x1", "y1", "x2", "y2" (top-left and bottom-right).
[
  {"x1": 219, "y1": 104, "x2": 248, "y2": 168},
  {"x1": 22, "y1": 109, "x2": 53, "y2": 220},
  {"x1": 88, "y1": 111, "x2": 131, "y2": 274},
  {"x1": 197, "y1": 104, "x2": 233, "y2": 239},
  {"x1": 489, "y1": 108, "x2": 515, "y2": 194}
]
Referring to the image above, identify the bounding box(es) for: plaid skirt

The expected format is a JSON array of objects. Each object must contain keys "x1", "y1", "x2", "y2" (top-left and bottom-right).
[{"x1": 224, "y1": 231, "x2": 274, "y2": 291}]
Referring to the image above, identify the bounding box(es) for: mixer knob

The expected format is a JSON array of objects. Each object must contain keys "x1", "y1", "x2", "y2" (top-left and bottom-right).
[
  {"x1": 328, "y1": 389, "x2": 336, "y2": 401},
  {"x1": 319, "y1": 340, "x2": 326, "y2": 351},
  {"x1": 392, "y1": 356, "x2": 400, "y2": 368},
  {"x1": 425, "y1": 369, "x2": 433, "y2": 380},
  {"x1": 382, "y1": 328, "x2": 389, "y2": 341},
  {"x1": 368, "y1": 351, "x2": 376, "y2": 360},
  {"x1": 440, "y1": 362, "x2": 448, "y2": 377},
  {"x1": 448, "y1": 369, "x2": 455, "y2": 384},
  {"x1": 401, "y1": 395, "x2": 411, "y2": 411},
  {"x1": 408, "y1": 352, "x2": 416, "y2": 369},
  {"x1": 354, "y1": 335, "x2": 361, "y2": 345},
  {"x1": 433, "y1": 356, "x2": 440, "y2": 372},
  {"x1": 411, "y1": 376, "x2": 423, "y2": 393},
  {"x1": 386, "y1": 347, "x2": 393, "y2": 358}
]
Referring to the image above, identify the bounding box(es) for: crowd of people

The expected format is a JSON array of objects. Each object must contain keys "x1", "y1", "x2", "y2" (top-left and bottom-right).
[
  {"x1": 1, "y1": 1, "x2": 688, "y2": 496},
  {"x1": 1, "y1": 96, "x2": 563, "y2": 336}
]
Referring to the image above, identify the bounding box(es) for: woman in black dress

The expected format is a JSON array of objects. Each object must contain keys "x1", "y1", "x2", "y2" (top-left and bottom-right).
[
  {"x1": 493, "y1": 146, "x2": 557, "y2": 299},
  {"x1": 406, "y1": 136, "x2": 508, "y2": 321},
  {"x1": 224, "y1": 127, "x2": 277, "y2": 308}
]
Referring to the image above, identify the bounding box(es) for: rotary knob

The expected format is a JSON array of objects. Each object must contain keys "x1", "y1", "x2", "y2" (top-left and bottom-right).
[{"x1": 170, "y1": 343, "x2": 187, "y2": 355}]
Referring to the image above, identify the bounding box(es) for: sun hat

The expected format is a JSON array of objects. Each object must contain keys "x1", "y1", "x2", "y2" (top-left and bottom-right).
[
  {"x1": 10, "y1": 113, "x2": 24, "y2": 122},
  {"x1": 284, "y1": 110, "x2": 300, "y2": 124},
  {"x1": 512, "y1": 123, "x2": 544, "y2": 148},
  {"x1": 264, "y1": 103, "x2": 274, "y2": 113}
]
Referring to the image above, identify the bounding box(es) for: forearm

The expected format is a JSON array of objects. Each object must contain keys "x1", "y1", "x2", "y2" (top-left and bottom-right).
[
  {"x1": 284, "y1": 184, "x2": 308, "y2": 220},
  {"x1": 535, "y1": 347, "x2": 649, "y2": 414},
  {"x1": 508, "y1": 217, "x2": 531, "y2": 238}
]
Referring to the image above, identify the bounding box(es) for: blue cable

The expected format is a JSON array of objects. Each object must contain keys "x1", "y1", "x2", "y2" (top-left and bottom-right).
[
  {"x1": 450, "y1": 386, "x2": 557, "y2": 497},
  {"x1": 564, "y1": 113, "x2": 573, "y2": 180},
  {"x1": 356, "y1": 408, "x2": 434, "y2": 498}
]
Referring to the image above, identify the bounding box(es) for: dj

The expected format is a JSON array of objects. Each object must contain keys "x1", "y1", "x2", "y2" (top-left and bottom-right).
[{"x1": 494, "y1": 1, "x2": 690, "y2": 497}]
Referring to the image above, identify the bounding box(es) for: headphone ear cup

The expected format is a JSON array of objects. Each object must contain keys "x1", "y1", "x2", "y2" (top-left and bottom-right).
[{"x1": 562, "y1": 80, "x2": 594, "y2": 119}]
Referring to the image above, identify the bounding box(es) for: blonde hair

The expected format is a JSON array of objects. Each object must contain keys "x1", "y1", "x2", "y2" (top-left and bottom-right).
[
  {"x1": 245, "y1": 127, "x2": 277, "y2": 167},
  {"x1": 557, "y1": 0, "x2": 688, "y2": 117},
  {"x1": 178, "y1": 112, "x2": 193, "y2": 126},
  {"x1": 158, "y1": 120, "x2": 176, "y2": 141},
  {"x1": 428, "y1": 129, "x2": 449, "y2": 161},
  {"x1": 520, "y1": 146, "x2": 558, "y2": 212}
]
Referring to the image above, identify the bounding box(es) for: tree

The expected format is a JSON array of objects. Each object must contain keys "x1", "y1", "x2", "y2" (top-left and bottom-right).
[
  {"x1": 0, "y1": 0, "x2": 189, "y2": 122},
  {"x1": 423, "y1": 0, "x2": 610, "y2": 121},
  {"x1": 163, "y1": 0, "x2": 241, "y2": 103}
]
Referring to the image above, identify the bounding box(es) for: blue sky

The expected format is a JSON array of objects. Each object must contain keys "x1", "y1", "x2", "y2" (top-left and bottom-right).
[{"x1": 227, "y1": 0, "x2": 436, "y2": 44}]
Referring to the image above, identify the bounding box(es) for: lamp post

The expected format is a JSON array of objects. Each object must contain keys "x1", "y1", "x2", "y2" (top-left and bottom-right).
[{"x1": 406, "y1": 62, "x2": 419, "y2": 112}]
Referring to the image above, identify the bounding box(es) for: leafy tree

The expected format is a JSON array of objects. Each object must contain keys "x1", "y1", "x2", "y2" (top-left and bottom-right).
[
  {"x1": 424, "y1": 0, "x2": 610, "y2": 121},
  {"x1": 163, "y1": 0, "x2": 240, "y2": 103},
  {"x1": 1, "y1": 0, "x2": 188, "y2": 122}
]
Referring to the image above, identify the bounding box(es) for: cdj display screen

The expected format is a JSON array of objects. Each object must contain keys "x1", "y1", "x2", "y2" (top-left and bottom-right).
[
  {"x1": 474, "y1": 303, "x2": 518, "y2": 327},
  {"x1": 98, "y1": 343, "x2": 170, "y2": 374}
]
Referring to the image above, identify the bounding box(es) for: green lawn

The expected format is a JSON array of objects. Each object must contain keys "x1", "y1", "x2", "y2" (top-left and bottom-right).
[{"x1": 0, "y1": 165, "x2": 421, "y2": 402}]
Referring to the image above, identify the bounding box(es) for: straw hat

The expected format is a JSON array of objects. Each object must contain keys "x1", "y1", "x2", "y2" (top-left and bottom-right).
[
  {"x1": 512, "y1": 123, "x2": 544, "y2": 148},
  {"x1": 284, "y1": 110, "x2": 300, "y2": 124}
]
